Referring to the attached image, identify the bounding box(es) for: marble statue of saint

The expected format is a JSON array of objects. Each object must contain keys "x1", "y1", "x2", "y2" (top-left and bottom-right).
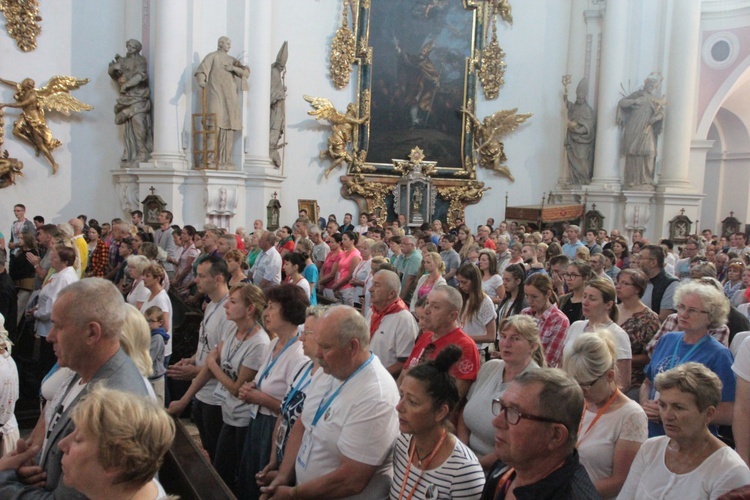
[
  {"x1": 269, "y1": 41, "x2": 288, "y2": 168},
  {"x1": 564, "y1": 78, "x2": 595, "y2": 185},
  {"x1": 195, "y1": 36, "x2": 250, "y2": 168},
  {"x1": 617, "y1": 74, "x2": 665, "y2": 188},
  {"x1": 108, "y1": 39, "x2": 153, "y2": 164}
]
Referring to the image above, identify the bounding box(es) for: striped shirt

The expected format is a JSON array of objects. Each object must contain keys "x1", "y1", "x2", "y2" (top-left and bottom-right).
[{"x1": 390, "y1": 433, "x2": 485, "y2": 500}]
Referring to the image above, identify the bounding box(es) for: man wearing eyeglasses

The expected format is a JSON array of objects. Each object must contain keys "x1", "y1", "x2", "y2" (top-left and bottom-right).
[
  {"x1": 639, "y1": 244, "x2": 680, "y2": 322},
  {"x1": 481, "y1": 368, "x2": 598, "y2": 500}
]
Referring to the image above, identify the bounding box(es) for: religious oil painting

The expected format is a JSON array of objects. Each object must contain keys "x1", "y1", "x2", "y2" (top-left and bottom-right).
[{"x1": 359, "y1": 0, "x2": 482, "y2": 174}]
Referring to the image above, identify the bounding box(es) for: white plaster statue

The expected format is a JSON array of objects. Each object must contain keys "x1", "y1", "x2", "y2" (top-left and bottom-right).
[
  {"x1": 269, "y1": 41, "x2": 288, "y2": 168},
  {"x1": 617, "y1": 74, "x2": 665, "y2": 188},
  {"x1": 564, "y1": 78, "x2": 595, "y2": 185},
  {"x1": 195, "y1": 36, "x2": 250, "y2": 168},
  {"x1": 108, "y1": 39, "x2": 153, "y2": 164}
]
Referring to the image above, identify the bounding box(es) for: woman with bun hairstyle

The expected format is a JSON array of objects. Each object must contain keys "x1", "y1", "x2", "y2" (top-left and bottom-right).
[{"x1": 391, "y1": 345, "x2": 485, "y2": 499}]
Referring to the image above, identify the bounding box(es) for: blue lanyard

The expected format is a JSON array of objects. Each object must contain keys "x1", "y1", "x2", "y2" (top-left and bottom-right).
[
  {"x1": 257, "y1": 336, "x2": 298, "y2": 389},
  {"x1": 281, "y1": 361, "x2": 314, "y2": 415},
  {"x1": 669, "y1": 334, "x2": 709, "y2": 370},
  {"x1": 313, "y1": 353, "x2": 374, "y2": 427}
]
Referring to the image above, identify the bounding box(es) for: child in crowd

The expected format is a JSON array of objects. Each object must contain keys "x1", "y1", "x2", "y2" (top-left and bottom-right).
[{"x1": 144, "y1": 306, "x2": 169, "y2": 405}]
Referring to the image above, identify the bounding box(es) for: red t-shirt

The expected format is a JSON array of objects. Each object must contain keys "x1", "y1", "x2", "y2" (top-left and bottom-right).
[
  {"x1": 403, "y1": 327, "x2": 480, "y2": 381},
  {"x1": 483, "y1": 239, "x2": 497, "y2": 251}
]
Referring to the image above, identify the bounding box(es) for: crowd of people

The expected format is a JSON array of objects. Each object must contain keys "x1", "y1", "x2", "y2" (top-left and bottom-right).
[{"x1": 2, "y1": 203, "x2": 750, "y2": 498}]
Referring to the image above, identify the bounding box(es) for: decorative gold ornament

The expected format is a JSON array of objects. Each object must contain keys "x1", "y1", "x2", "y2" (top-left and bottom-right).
[
  {"x1": 393, "y1": 146, "x2": 437, "y2": 177},
  {"x1": 475, "y1": 0, "x2": 509, "y2": 100},
  {"x1": 350, "y1": 148, "x2": 376, "y2": 173},
  {"x1": 0, "y1": 75, "x2": 93, "y2": 174},
  {"x1": 453, "y1": 155, "x2": 477, "y2": 179},
  {"x1": 330, "y1": 0, "x2": 357, "y2": 89},
  {"x1": 0, "y1": 109, "x2": 23, "y2": 188},
  {"x1": 304, "y1": 95, "x2": 368, "y2": 177},
  {"x1": 0, "y1": 0, "x2": 41, "y2": 52},
  {"x1": 437, "y1": 180, "x2": 490, "y2": 229},
  {"x1": 461, "y1": 106, "x2": 531, "y2": 181},
  {"x1": 498, "y1": 0, "x2": 513, "y2": 24},
  {"x1": 342, "y1": 173, "x2": 392, "y2": 225}
]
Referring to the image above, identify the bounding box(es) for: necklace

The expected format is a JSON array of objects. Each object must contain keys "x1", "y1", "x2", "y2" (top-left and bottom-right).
[{"x1": 397, "y1": 429, "x2": 447, "y2": 500}]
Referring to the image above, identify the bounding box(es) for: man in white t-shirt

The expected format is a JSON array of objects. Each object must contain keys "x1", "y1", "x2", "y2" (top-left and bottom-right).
[
  {"x1": 261, "y1": 306, "x2": 399, "y2": 499},
  {"x1": 166, "y1": 256, "x2": 236, "y2": 461},
  {"x1": 366, "y1": 270, "x2": 417, "y2": 378},
  {"x1": 249, "y1": 231, "x2": 282, "y2": 292}
]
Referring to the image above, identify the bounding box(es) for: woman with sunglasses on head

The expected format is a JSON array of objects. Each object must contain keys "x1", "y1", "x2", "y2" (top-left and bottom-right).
[
  {"x1": 563, "y1": 278, "x2": 632, "y2": 391},
  {"x1": 641, "y1": 281, "x2": 736, "y2": 438},
  {"x1": 458, "y1": 316, "x2": 544, "y2": 470},
  {"x1": 391, "y1": 345, "x2": 485, "y2": 499},
  {"x1": 564, "y1": 331, "x2": 647, "y2": 499}
]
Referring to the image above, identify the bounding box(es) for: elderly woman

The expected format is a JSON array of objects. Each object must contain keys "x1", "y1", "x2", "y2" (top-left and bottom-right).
[
  {"x1": 641, "y1": 282, "x2": 736, "y2": 437},
  {"x1": 563, "y1": 278, "x2": 632, "y2": 391},
  {"x1": 236, "y1": 284, "x2": 309, "y2": 499},
  {"x1": 57, "y1": 386, "x2": 175, "y2": 499},
  {"x1": 620, "y1": 363, "x2": 750, "y2": 499},
  {"x1": 349, "y1": 237, "x2": 373, "y2": 307},
  {"x1": 124, "y1": 255, "x2": 150, "y2": 309},
  {"x1": 616, "y1": 269, "x2": 660, "y2": 396},
  {"x1": 458, "y1": 315, "x2": 544, "y2": 469},
  {"x1": 392, "y1": 345, "x2": 485, "y2": 499},
  {"x1": 564, "y1": 331, "x2": 647, "y2": 499}
]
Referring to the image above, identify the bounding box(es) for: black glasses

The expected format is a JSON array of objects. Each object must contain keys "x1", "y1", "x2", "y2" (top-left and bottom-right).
[
  {"x1": 576, "y1": 372, "x2": 604, "y2": 391},
  {"x1": 491, "y1": 398, "x2": 562, "y2": 425}
]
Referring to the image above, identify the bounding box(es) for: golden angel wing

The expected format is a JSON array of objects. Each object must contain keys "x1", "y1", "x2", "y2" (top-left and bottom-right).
[
  {"x1": 485, "y1": 108, "x2": 532, "y2": 137},
  {"x1": 37, "y1": 76, "x2": 94, "y2": 115},
  {"x1": 303, "y1": 95, "x2": 346, "y2": 123}
]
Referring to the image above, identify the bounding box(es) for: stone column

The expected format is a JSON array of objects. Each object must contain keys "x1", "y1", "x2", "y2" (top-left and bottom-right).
[
  {"x1": 591, "y1": 0, "x2": 628, "y2": 190},
  {"x1": 659, "y1": 1, "x2": 701, "y2": 191},
  {"x1": 243, "y1": 0, "x2": 273, "y2": 172},
  {"x1": 149, "y1": 0, "x2": 188, "y2": 169}
]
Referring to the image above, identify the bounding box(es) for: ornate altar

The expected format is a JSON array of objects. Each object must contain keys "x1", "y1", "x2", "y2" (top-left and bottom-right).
[
  {"x1": 142, "y1": 188, "x2": 167, "y2": 230},
  {"x1": 668, "y1": 211, "x2": 692, "y2": 244},
  {"x1": 584, "y1": 204, "x2": 605, "y2": 232},
  {"x1": 393, "y1": 151, "x2": 436, "y2": 227}
]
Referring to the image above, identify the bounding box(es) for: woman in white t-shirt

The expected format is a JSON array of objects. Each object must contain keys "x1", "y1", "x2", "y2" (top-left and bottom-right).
[
  {"x1": 57, "y1": 386, "x2": 174, "y2": 500},
  {"x1": 563, "y1": 278, "x2": 632, "y2": 392},
  {"x1": 125, "y1": 255, "x2": 151, "y2": 309},
  {"x1": 564, "y1": 330, "x2": 647, "y2": 499},
  {"x1": 457, "y1": 263, "x2": 497, "y2": 355},
  {"x1": 478, "y1": 249, "x2": 505, "y2": 307},
  {"x1": 619, "y1": 362, "x2": 750, "y2": 499},
  {"x1": 391, "y1": 345, "x2": 485, "y2": 500}
]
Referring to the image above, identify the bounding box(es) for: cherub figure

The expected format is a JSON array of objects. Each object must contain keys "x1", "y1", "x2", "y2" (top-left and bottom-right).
[
  {"x1": 0, "y1": 76, "x2": 92, "y2": 174},
  {"x1": 304, "y1": 96, "x2": 368, "y2": 177},
  {"x1": 461, "y1": 106, "x2": 531, "y2": 181}
]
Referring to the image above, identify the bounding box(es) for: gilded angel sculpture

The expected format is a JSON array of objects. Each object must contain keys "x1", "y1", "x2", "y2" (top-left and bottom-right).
[
  {"x1": 304, "y1": 95, "x2": 368, "y2": 177},
  {"x1": 461, "y1": 107, "x2": 531, "y2": 181},
  {"x1": 0, "y1": 76, "x2": 93, "y2": 174},
  {"x1": 0, "y1": 110, "x2": 23, "y2": 188}
]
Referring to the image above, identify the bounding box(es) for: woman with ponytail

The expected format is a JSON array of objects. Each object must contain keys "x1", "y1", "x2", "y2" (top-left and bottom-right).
[{"x1": 391, "y1": 345, "x2": 485, "y2": 499}]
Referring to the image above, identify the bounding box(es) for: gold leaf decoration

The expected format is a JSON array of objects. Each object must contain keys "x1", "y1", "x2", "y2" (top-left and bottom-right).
[
  {"x1": 330, "y1": 0, "x2": 357, "y2": 89},
  {"x1": 477, "y1": 19, "x2": 506, "y2": 100},
  {"x1": 0, "y1": 0, "x2": 42, "y2": 52}
]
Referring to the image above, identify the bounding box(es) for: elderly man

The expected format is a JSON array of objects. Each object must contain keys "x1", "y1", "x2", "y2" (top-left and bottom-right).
[
  {"x1": 401, "y1": 285, "x2": 480, "y2": 398},
  {"x1": 366, "y1": 270, "x2": 417, "y2": 378},
  {"x1": 392, "y1": 235, "x2": 422, "y2": 302},
  {"x1": 481, "y1": 369, "x2": 598, "y2": 500},
  {"x1": 261, "y1": 306, "x2": 399, "y2": 499},
  {"x1": 154, "y1": 211, "x2": 177, "y2": 277},
  {"x1": 477, "y1": 225, "x2": 496, "y2": 250},
  {"x1": 0, "y1": 279, "x2": 149, "y2": 498},
  {"x1": 309, "y1": 226, "x2": 329, "y2": 271},
  {"x1": 639, "y1": 244, "x2": 680, "y2": 321},
  {"x1": 249, "y1": 231, "x2": 282, "y2": 291},
  {"x1": 167, "y1": 256, "x2": 236, "y2": 461}
]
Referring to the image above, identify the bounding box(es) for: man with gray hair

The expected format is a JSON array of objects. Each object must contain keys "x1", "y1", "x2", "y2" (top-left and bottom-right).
[
  {"x1": 496, "y1": 234, "x2": 512, "y2": 273},
  {"x1": 0, "y1": 278, "x2": 149, "y2": 498},
  {"x1": 248, "y1": 231, "x2": 282, "y2": 291},
  {"x1": 481, "y1": 368, "x2": 598, "y2": 499},
  {"x1": 401, "y1": 285, "x2": 480, "y2": 398},
  {"x1": 366, "y1": 270, "x2": 417, "y2": 378},
  {"x1": 392, "y1": 235, "x2": 422, "y2": 302},
  {"x1": 261, "y1": 305, "x2": 399, "y2": 499},
  {"x1": 308, "y1": 226, "x2": 329, "y2": 271}
]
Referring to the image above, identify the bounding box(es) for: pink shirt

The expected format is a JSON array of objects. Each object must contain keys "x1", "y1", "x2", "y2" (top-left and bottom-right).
[{"x1": 335, "y1": 248, "x2": 362, "y2": 290}]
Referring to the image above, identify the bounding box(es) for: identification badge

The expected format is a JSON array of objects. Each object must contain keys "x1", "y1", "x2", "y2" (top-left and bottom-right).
[
  {"x1": 212, "y1": 383, "x2": 229, "y2": 402},
  {"x1": 297, "y1": 432, "x2": 312, "y2": 470},
  {"x1": 275, "y1": 419, "x2": 289, "y2": 449}
]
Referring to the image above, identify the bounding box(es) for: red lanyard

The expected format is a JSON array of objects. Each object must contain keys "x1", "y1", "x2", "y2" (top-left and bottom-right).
[
  {"x1": 578, "y1": 388, "x2": 619, "y2": 444},
  {"x1": 397, "y1": 430, "x2": 447, "y2": 500},
  {"x1": 494, "y1": 466, "x2": 516, "y2": 498}
]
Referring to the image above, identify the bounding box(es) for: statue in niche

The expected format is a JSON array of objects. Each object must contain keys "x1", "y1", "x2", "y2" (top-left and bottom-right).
[
  {"x1": 617, "y1": 73, "x2": 665, "y2": 188},
  {"x1": 108, "y1": 39, "x2": 153, "y2": 164},
  {"x1": 412, "y1": 187, "x2": 423, "y2": 214},
  {"x1": 563, "y1": 78, "x2": 595, "y2": 185},
  {"x1": 304, "y1": 96, "x2": 368, "y2": 177},
  {"x1": 269, "y1": 41, "x2": 288, "y2": 168},
  {"x1": 0, "y1": 75, "x2": 93, "y2": 174},
  {"x1": 195, "y1": 36, "x2": 250, "y2": 168}
]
